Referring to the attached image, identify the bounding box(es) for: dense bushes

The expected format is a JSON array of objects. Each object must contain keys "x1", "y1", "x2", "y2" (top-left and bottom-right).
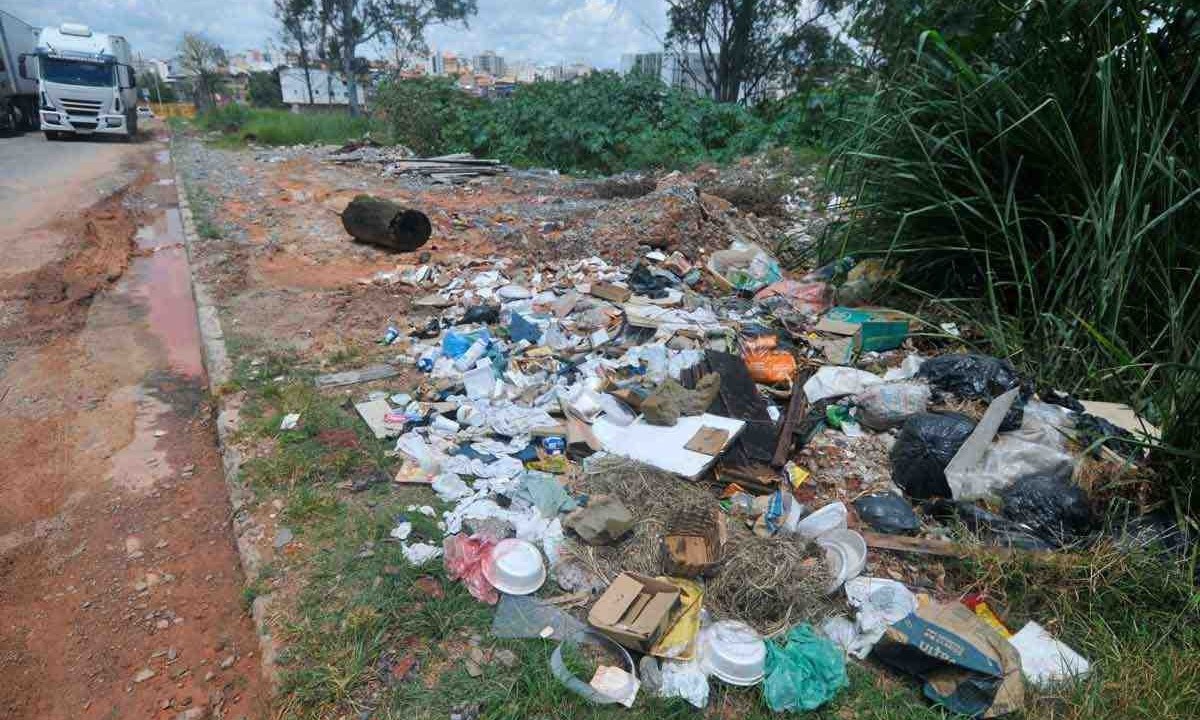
[
  {"x1": 375, "y1": 72, "x2": 858, "y2": 174},
  {"x1": 829, "y1": 1, "x2": 1200, "y2": 500}
]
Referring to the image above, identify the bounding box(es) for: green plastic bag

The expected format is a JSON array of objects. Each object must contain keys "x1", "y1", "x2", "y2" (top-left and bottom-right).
[{"x1": 762, "y1": 624, "x2": 848, "y2": 712}]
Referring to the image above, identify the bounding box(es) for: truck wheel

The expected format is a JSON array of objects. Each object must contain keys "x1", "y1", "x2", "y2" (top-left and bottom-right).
[{"x1": 22, "y1": 99, "x2": 39, "y2": 131}]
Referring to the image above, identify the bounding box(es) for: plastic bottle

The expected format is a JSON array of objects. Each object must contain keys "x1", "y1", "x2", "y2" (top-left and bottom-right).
[{"x1": 454, "y1": 339, "x2": 488, "y2": 371}]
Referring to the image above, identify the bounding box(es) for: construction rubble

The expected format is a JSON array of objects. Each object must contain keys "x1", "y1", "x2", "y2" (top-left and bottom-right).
[{"x1": 284, "y1": 166, "x2": 1161, "y2": 716}]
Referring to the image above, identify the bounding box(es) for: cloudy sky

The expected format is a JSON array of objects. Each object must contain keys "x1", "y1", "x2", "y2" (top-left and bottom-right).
[{"x1": 6, "y1": 0, "x2": 670, "y2": 67}]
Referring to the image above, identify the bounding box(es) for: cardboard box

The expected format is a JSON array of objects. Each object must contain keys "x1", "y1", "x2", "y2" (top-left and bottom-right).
[
  {"x1": 815, "y1": 307, "x2": 910, "y2": 353},
  {"x1": 589, "y1": 282, "x2": 633, "y2": 304},
  {"x1": 588, "y1": 573, "x2": 681, "y2": 652}
]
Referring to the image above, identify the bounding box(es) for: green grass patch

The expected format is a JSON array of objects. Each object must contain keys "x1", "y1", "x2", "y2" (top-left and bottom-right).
[
  {"x1": 197, "y1": 105, "x2": 377, "y2": 146},
  {"x1": 183, "y1": 184, "x2": 222, "y2": 239}
]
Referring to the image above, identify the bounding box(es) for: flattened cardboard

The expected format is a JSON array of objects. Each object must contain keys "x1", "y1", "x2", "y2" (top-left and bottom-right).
[
  {"x1": 589, "y1": 282, "x2": 633, "y2": 304},
  {"x1": 684, "y1": 426, "x2": 731, "y2": 456},
  {"x1": 588, "y1": 573, "x2": 682, "y2": 652},
  {"x1": 874, "y1": 599, "x2": 1025, "y2": 718}
]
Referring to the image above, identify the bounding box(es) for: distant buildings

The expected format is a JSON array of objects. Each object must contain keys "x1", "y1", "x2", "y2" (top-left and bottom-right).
[
  {"x1": 620, "y1": 52, "x2": 715, "y2": 97},
  {"x1": 280, "y1": 67, "x2": 354, "y2": 107},
  {"x1": 473, "y1": 50, "x2": 505, "y2": 78}
]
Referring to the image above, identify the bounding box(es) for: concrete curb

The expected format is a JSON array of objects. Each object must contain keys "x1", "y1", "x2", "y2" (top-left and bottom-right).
[{"x1": 170, "y1": 136, "x2": 280, "y2": 691}]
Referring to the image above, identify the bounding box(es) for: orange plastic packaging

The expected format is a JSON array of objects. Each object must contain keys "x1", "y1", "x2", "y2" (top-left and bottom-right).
[{"x1": 745, "y1": 349, "x2": 798, "y2": 384}]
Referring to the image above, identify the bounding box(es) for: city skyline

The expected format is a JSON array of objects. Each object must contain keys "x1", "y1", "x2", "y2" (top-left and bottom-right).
[{"x1": 6, "y1": 0, "x2": 670, "y2": 70}]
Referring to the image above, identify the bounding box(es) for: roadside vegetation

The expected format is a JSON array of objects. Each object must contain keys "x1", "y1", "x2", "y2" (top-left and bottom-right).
[
  {"x1": 826, "y1": 0, "x2": 1200, "y2": 507},
  {"x1": 195, "y1": 72, "x2": 859, "y2": 173}
]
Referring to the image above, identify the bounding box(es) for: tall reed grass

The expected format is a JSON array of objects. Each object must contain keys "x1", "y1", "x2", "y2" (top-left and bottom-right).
[{"x1": 829, "y1": 2, "x2": 1200, "y2": 505}]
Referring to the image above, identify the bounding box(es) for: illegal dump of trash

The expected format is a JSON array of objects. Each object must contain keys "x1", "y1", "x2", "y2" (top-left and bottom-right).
[{"x1": 177, "y1": 137, "x2": 1189, "y2": 719}]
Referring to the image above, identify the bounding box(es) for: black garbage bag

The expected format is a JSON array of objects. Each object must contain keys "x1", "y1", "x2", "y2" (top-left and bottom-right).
[
  {"x1": 460, "y1": 304, "x2": 500, "y2": 325},
  {"x1": 924, "y1": 499, "x2": 1056, "y2": 551},
  {"x1": 854, "y1": 493, "x2": 921, "y2": 535},
  {"x1": 1000, "y1": 475, "x2": 1091, "y2": 545},
  {"x1": 628, "y1": 263, "x2": 674, "y2": 298},
  {"x1": 1075, "y1": 412, "x2": 1142, "y2": 458},
  {"x1": 889, "y1": 412, "x2": 977, "y2": 500},
  {"x1": 916, "y1": 354, "x2": 1031, "y2": 430}
]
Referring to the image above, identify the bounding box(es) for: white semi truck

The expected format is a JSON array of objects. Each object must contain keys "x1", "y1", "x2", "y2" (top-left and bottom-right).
[
  {"x1": 0, "y1": 9, "x2": 38, "y2": 133},
  {"x1": 20, "y1": 23, "x2": 139, "y2": 139}
]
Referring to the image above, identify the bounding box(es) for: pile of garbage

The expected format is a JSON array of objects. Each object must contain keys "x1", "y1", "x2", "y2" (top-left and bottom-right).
[{"x1": 306, "y1": 228, "x2": 1159, "y2": 714}]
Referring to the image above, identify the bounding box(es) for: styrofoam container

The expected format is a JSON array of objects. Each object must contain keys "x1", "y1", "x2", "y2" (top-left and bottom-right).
[
  {"x1": 794, "y1": 501, "x2": 848, "y2": 539},
  {"x1": 482, "y1": 539, "x2": 546, "y2": 595},
  {"x1": 817, "y1": 528, "x2": 868, "y2": 592},
  {"x1": 699, "y1": 620, "x2": 766, "y2": 686}
]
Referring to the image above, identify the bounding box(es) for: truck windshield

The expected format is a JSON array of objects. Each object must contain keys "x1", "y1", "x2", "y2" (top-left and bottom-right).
[{"x1": 41, "y1": 58, "x2": 114, "y2": 87}]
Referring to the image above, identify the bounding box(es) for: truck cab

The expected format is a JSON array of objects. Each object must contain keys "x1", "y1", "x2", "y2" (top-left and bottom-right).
[{"x1": 27, "y1": 23, "x2": 137, "y2": 139}]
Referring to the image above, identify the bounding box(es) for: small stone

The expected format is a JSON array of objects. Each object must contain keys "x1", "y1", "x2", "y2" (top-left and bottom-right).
[
  {"x1": 175, "y1": 708, "x2": 207, "y2": 720},
  {"x1": 390, "y1": 654, "x2": 417, "y2": 683},
  {"x1": 168, "y1": 647, "x2": 179, "y2": 661},
  {"x1": 156, "y1": 619, "x2": 170, "y2": 630},
  {"x1": 133, "y1": 668, "x2": 156, "y2": 683},
  {"x1": 203, "y1": 671, "x2": 215, "y2": 682},
  {"x1": 493, "y1": 649, "x2": 519, "y2": 669},
  {"x1": 155, "y1": 540, "x2": 169, "y2": 549},
  {"x1": 273, "y1": 528, "x2": 294, "y2": 549},
  {"x1": 412, "y1": 576, "x2": 444, "y2": 600},
  {"x1": 464, "y1": 659, "x2": 483, "y2": 678},
  {"x1": 219, "y1": 655, "x2": 235, "y2": 670}
]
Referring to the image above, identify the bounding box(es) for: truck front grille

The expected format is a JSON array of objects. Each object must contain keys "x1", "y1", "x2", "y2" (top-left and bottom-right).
[{"x1": 60, "y1": 98, "x2": 103, "y2": 117}]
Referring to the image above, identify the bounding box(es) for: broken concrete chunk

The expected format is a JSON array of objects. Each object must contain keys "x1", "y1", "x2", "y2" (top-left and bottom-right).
[{"x1": 564, "y1": 495, "x2": 634, "y2": 545}]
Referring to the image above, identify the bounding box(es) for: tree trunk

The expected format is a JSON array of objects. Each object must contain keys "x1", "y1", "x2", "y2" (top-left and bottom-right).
[
  {"x1": 340, "y1": 0, "x2": 359, "y2": 116},
  {"x1": 299, "y1": 39, "x2": 314, "y2": 104},
  {"x1": 341, "y1": 195, "x2": 432, "y2": 252}
]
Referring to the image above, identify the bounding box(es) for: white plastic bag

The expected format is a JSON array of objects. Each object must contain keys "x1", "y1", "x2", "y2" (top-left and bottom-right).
[
  {"x1": 804, "y1": 366, "x2": 884, "y2": 403},
  {"x1": 659, "y1": 658, "x2": 710, "y2": 708}
]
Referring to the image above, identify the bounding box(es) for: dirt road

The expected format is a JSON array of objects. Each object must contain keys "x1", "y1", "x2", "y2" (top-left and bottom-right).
[{"x1": 0, "y1": 129, "x2": 265, "y2": 719}]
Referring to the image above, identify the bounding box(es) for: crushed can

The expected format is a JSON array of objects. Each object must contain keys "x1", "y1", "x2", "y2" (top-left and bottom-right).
[
  {"x1": 381, "y1": 326, "x2": 400, "y2": 345},
  {"x1": 542, "y1": 437, "x2": 565, "y2": 455}
]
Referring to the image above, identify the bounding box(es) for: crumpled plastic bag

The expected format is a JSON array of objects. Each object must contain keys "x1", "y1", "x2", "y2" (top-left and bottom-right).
[
  {"x1": 753, "y1": 279, "x2": 831, "y2": 315},
  {"x1": 443, "y1": 534, "x2": 498, "y2": 604},
  {"x1": 707, "y1": 242, "x2": 783, "y2": 292},
  {"x1": 804, "y1": 366, "x2": 884, "y2": 403},
  {"x1": 649, "y1": 578, "x2": 703, "y2": 660},
  {"x1": 659, "y1": 658, "x2": 710, "y2": 708},
  {"x1": 762, "y1": 624, "x2": 848, "y2": 712},
  {"x1": 854, "y1": 381, "x2": 932, "y2": 430}
]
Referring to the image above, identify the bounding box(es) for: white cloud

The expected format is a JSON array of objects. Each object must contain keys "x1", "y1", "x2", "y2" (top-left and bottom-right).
[{"x1": 8, "y1": 0, "x2": 668, "y2": 67}]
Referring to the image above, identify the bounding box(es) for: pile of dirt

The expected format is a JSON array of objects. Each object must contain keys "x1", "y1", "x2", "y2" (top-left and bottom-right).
[{"x1": 563, "y1": 174, "x2": 739, "y2": 263}]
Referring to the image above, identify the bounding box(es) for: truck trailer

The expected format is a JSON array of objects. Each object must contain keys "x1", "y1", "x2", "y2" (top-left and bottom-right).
[
  {"x1": 0, "y1": 9, "x2": 38, "y2": 132},
  {"x1": 22, "y1": 23, "x2": 138, "y2": 139}
]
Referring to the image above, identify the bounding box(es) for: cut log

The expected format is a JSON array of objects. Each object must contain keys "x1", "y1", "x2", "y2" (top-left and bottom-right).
[{"x1": 340, "y1": 194, "x2": 432, "y2": 252}]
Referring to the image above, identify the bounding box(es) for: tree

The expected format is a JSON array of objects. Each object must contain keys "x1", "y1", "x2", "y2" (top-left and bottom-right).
[
  {"x1": 178, "y1": 33, "x2": 227, "y2": 110},
  {"x1": 248, "y1": 70, "x2": 284, "y2": 107},
  {"x1": 665, "y1": 0, "x2": 846, "y2": 104},
  {"x1": 326, "y1": 0, "x2": 478, "y2": 116},
  {"x1": 136, "y1": 71, "x2": 177, "y2": 103},
  {"x1": 275, "y1": 0, "x2": 316, "y2": 103}
]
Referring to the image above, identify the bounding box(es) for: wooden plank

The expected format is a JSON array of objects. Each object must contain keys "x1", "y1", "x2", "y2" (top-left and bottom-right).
[
  {"x1": 862, "y1": 531, "x2": 1061, "y2": 561},
  {"x1": 771, "y1": 369, "x2": 810, "y2": 468},
  {"x1": 314, "y1": 364, "x2": 400, "y2": 388}
]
